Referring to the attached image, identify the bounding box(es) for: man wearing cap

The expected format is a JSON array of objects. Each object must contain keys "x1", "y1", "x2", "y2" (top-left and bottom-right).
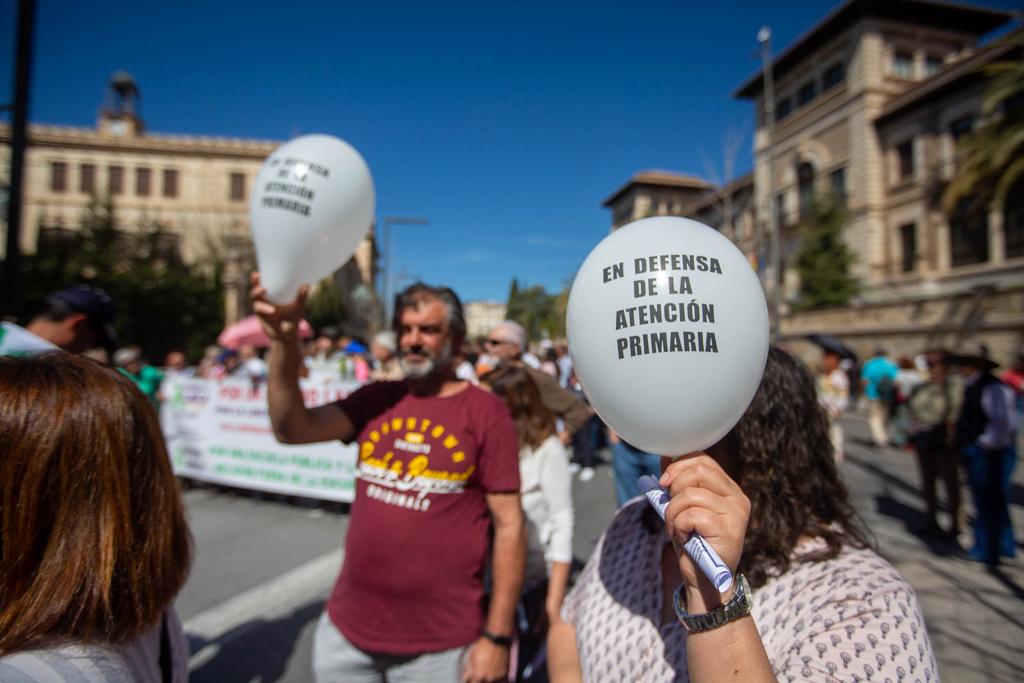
[
  {"x1": 954, "y1": 346, "x2": 1019, "y2": 565},
  {"x1": 0, "y1": 285, "x2": 118, "y2": 357}
]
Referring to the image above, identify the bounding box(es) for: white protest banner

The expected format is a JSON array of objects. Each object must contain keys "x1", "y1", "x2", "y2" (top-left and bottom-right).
[{"x1": 161, "y1": 376, "x2": 359, "y2": 502}]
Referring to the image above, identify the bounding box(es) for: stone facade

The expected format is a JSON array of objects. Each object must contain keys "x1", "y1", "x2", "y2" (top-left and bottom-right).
[
  {"x1": 739, "y1": 8, "x2": 1018, "y2": 302},
  {"x1": 602, "y1": 170, "x2": 714, "y2": 230},
  {"x1": 603, "y1": 1, "x2": 1023, "y2": 365},
  {"x1": 464, "y1": 300, "x2": 508, "y2": 341},
  {"x1": 0, "y1": 75, "x2": 378, "y2": 327}
]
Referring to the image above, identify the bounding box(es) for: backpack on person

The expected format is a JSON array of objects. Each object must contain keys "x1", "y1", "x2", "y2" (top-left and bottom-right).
[{"x1": 877, "y1": 375, "x2": 897, "y2": 404}]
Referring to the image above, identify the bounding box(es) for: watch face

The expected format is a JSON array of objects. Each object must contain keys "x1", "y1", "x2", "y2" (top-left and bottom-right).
[{"x1": 110, "y1": 120, "x2": 127, "y2": 136}]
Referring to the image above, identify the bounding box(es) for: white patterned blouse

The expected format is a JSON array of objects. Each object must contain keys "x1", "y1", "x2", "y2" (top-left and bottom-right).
[{"x1": 562, "y1": 500, "x2": 937, "y2": 683}]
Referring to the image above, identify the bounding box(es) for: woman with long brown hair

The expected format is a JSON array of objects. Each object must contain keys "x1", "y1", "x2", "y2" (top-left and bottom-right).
[
  {"x1": 0, "y1": 352, "x2": 192, "y2": 681},
  {"x1": 481, "y1": 365, "x2": 574, "y2": 678},
  {"x1": 548, "y1": 347, "x2": 935, "y2": 682}
]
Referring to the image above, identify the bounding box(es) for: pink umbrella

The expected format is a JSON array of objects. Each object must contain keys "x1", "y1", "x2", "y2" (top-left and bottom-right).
[{"x1": 217, "y1": 315, "x2": 314, "y2": 350}]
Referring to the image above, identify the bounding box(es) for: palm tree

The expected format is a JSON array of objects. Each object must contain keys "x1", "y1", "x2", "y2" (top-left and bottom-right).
[{"x1": 943, "y1": 35, "x2": 1024, "y2": 217}]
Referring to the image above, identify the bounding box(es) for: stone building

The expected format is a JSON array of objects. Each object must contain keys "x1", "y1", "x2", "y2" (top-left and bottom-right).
[
  {"x1": 604, "y1": 0, "x2": 1023, "y2": 364},
  {"x1": 0, "y1": 73, "x2": 379, "y2": 331},
  {"x1": 464, "y1": 300, "x2": 508, "y2": 341},
  {"x1": 683, "y1": 172, "x2": 759, "y2": 264},
  {"x1": 601, "y1": 170, "x2": 714, "y2": 230},
  {"x1": 736, "y1": 0, "x2": 1022, "y2": 362}
]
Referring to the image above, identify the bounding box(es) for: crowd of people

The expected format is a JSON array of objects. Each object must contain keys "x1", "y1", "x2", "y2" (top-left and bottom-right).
[
  {"x1": 814, "y1": 344, "x2": 1021, "y2": 567},
  {"x1": 0, "y1": 280, "x2": 1019, "y2": 682}
]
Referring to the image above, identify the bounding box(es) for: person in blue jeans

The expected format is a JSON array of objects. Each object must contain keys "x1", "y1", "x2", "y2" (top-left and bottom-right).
[
  {"x1": 954, "y1": 349, "x2": 1018, "y2": 565},
  {"x1": 608, "y1": 428, "x2": 661, "y2": 507}
]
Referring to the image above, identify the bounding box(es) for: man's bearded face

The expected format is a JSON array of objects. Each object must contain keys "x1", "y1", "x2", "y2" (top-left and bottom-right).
[{"x1": 397, "y1": 299, "x2": 453, "y2": 380}]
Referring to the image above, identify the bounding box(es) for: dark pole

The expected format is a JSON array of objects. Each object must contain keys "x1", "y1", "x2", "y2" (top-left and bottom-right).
[
  {"x1": 758, "y1": 26, "x2": 779, "y2": 343},
  {"x1": 2, "y1": 0, "x2": 37, "y2": 317}
]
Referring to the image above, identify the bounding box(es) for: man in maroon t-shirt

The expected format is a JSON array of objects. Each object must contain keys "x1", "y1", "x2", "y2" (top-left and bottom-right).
[{"x1": 253, "y1": 275, "x2": 525, "y2": 682}]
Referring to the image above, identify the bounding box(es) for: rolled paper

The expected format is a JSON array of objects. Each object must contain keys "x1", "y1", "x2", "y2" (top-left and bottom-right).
[{"x1": 637, "y1": 475, "x2": 734, "y2": 593}]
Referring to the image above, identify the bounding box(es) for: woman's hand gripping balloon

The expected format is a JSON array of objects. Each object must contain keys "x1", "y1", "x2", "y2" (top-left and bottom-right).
[
  {"x1": 250, "y1": 272, "x2": 310, "y2": 343},
  {"x1": 660, "y1": 454, "x2": 751, "y2": 610}
]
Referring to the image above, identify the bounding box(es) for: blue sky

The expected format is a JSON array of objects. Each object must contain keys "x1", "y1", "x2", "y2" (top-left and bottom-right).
[{"x1": 2, "y1": 0, "x2": 1019, "y2": 302}]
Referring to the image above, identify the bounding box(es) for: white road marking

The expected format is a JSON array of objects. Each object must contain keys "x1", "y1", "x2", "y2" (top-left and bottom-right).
[{"x1": 184, "y1": 548, "x2": 343, "y2": 671}]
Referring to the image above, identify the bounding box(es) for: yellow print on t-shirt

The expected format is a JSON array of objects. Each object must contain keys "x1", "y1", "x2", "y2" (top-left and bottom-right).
[{"x1": 357, "y1": 416, "x2": 476, "y2": 509}]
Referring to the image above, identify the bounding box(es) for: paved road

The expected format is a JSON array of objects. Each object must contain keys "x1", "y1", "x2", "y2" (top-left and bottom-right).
[{"x1": 175, "y1": 414, "x2": 1023, "y2": 682}]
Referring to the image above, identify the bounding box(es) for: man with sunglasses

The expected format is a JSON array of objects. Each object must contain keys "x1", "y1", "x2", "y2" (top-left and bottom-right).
[{"x1": 484, "y1": 321, "x2": 589, "y2": 448}]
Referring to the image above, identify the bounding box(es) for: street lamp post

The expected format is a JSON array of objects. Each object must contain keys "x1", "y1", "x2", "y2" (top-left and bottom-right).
[
  {"x1": 2, "y1": 0, "x2": 37, "y2": 317},
  {"x1": 758, "y1": 26, "x2": 781, "y2": 343},
  {"x1": 380, "y1": 216, "x2": 428, "y2": 322}
]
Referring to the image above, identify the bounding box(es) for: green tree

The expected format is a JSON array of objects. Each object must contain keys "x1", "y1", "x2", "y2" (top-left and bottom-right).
[
  {"x1": 504, "y1": 278, "x2": 564, "y2": 341},
  {"x1": 793, "y1": 198, "x2": 859, "y2": 311},
  {"x1": 943, "y1": 36, "x2": 1024, "y2": 218},
  {"x1": 552, "y1": 283, "x2": 570, "y2": 337},
  {"x1": 10, "y1": 193, "x2": 225, "y2": 362},
  {"x1": 79, "y1": 192, "x2": 121, "y2": 274},
  {"x1": 305, "y1": 277, "x2": 346, "y2": 332},
  {"x1": 506, "y1": 278, "x2": 523, "y2": 323}
]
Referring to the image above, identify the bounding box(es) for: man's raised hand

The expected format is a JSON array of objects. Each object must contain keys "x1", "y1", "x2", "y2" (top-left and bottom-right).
[{"x1": 249, "y1": 272, "x2": 310, "y2": 342}]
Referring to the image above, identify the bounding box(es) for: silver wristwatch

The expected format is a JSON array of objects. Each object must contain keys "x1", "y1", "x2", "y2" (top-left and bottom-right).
[{"x1": 673, "y1": 573, "x2": 752, "y2": 632}]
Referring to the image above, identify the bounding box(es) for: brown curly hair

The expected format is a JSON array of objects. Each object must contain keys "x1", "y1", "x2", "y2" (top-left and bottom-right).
[
  {"x1": 641, "y1": 347, "x2": 870, "y2": 588},
  {"x1": 732, "y1": 347, "x2": 871, "y2": 587}
]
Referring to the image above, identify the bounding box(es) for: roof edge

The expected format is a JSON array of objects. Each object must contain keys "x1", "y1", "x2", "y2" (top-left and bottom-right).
[{"x1": 734, "y1": 0, "x2": 1014, "y2": 100}]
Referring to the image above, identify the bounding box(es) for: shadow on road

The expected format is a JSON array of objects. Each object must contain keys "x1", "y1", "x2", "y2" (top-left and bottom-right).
[
  {"x1": 189, "y1": 600, "x2": 323, "y2": 683},
  {"x1": 873, "y1": 495, "x2": 964, "y2": 557},
  {"x1": 986, "y1": 565, "x2": 1024, "y2": 603},
  {"x1": 845, "y1": 452, "x2": 923, "y2": 501}
]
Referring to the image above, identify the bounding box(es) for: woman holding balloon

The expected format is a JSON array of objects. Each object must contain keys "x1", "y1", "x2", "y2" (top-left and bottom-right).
[
  {"x1": 550, "y1": 217, "x2": 935, "y2": 681},
  {"x1": 547, "y1": 348, "x2": 935, "y2": 682}
]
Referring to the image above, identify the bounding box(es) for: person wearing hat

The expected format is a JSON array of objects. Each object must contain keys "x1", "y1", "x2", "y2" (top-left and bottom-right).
[
  {"x1": 0, "y1": 285, "x2": 118, "y2": 357},
  {"x1": 906, "y1": 350, "x2": 963, "y2": 540},
  {"x1": 954, "y1": 345, "x2": 1018, "y2": 565}
]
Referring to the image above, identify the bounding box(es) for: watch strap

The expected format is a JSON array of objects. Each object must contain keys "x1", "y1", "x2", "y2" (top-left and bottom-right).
[
  {"x1": 481, "y1": 629, "x2": 513, "y2": 647},
  {"x1": 674, "y1": 573, "x2": 752, "y2": 633}
]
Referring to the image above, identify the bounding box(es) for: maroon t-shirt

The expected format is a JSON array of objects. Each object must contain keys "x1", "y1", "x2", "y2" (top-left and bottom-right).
[{"x1": 326, "y1": 381, "x2": 520, "y2": 655}]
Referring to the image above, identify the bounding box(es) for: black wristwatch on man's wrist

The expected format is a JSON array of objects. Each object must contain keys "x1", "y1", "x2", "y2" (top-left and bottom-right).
[{"x1": 481, "y1": 629, "x2": 513, "y2": 647}]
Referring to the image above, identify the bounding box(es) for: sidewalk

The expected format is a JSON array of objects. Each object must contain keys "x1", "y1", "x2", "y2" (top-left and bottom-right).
[
  {"x1": 839, "y1": 413, "x2": 1023, "y2": 683},
  {"x1": 569, "y1": 414, "x2": 1024, "y2": 682}
]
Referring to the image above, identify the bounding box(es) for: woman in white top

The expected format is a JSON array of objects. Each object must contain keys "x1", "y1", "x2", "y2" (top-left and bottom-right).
[
  {"x1": 481, "y1": 365, "x2": 574, "y2": 676},
  {"x1": 0, "y1": 353, "x2": 193, "y2": 682}
]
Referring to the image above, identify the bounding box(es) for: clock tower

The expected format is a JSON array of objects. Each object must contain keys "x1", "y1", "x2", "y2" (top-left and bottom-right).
[{"x1": 98, "y1": 71, "x2": 143, "y2": 138}]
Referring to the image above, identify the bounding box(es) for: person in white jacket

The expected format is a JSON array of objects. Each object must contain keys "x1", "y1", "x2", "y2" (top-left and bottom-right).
[{"x1": 481, "y1": 365, "x2": 574, "y2": 677}]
